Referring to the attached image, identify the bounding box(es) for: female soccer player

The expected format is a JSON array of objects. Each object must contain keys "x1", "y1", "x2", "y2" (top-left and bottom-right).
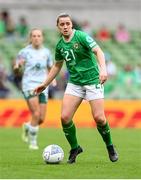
[
  {"x1": 34, "y1": 14, "x2": 118, "y2": 162},
  {"x1": 14, "y1": 28, "x2": 55, "y2": 150}
]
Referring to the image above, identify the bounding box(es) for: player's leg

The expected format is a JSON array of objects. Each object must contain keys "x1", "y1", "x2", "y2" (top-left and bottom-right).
[
  {"x1": 38, "y1": 92, "x2": 48, "y2": 125},
  {"x1": 89, "y1": 98, "x2": 112, "y2": 144},
  {"x1": 26, "y1": 96, "x2": 41, "y2": 150},
  {"x1": 61, "y1": 94, "x2": 82, "y2": 148},
  {"x1": 86, "y1": 84, "x2": 118, "y2": 162},
  {"x1": 22, "y1": 91, "x2": 34, "y2": 143},
  {"x1": 22, "y1": 121, "x2": 30, "y2": 143},
  {"x1": 89, "y1": 99, "x2": 118, "y2": 162},
  {"x1": 39, "y1": 103, "x2": 46, "y2": 124},
  {"x1": 61, "y1": 93, "x2": 83, "y2": 163}
]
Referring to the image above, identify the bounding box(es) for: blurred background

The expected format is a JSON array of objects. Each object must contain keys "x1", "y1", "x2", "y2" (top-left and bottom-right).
[
  {"x1": 0, "y1": 0, "x2": 141, "y2": 100},
  {"x1": 0, "y1": 2, "x2": 141, "y2": 178},
  {"x1": 0, "y1": 0, "x2": 141, "y2": 129}
]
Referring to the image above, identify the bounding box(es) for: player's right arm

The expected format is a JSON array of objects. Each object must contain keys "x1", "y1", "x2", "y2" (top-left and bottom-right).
[
  {"x1": 13, "y1": 52, "x2": 25, "y2": 74},
  {"x1": 34, "y1": 61, "x2": 64, "y2": 94},
  {"x1": 13, "y1": 59, "x2": 25, "y2": 73}
]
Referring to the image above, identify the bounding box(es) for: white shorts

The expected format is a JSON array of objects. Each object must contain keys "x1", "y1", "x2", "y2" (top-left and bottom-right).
[{"x1": 65, "y1": 83, "x2": 104, "y2": 101}]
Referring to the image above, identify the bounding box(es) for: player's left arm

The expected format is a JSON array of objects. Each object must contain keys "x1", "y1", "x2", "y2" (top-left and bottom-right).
[
  {"x1": 92, "y1": 46, "x2": 108, "y2": 84},
  {"x1": 80, "y1": 31, "x2": 107, "y2": 84}
]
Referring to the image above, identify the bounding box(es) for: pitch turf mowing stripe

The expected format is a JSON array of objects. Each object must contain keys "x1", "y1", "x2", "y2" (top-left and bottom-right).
[{"x1": 0, "y1": 128, "x2": 141, "y2": 179}]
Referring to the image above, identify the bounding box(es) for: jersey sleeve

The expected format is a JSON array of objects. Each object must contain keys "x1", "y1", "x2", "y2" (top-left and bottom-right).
[
  {"x1": 55, "y1": 43, "x2": 64, "y2": 62},
  {"x1": 79, "y1": 31, "x2": 99, "y2": 50},
  {"x1": 16, "y1": 49, "x2": 26, "y2": 63}
]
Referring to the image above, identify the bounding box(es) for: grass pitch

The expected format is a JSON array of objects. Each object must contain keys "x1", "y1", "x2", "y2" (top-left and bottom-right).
[{"x1": 0, "y1": 127, "x2": 141, "y2": 179}]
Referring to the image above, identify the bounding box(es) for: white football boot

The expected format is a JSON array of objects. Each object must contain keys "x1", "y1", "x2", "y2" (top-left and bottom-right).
[{"x1": 29, "y1": 143, "x2": 39, "y2": 150}]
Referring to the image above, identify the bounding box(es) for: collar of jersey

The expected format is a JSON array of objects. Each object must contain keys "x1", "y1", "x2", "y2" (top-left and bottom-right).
[{"x1": 62, "y1": 29, "x2": 76, "y2": 43}]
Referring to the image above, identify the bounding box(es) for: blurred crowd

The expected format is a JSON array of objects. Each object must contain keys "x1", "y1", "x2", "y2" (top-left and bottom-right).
[
  {"x1": 0, "y1": 10, "x2": 29, "y2": 40},
  {"x1": 0, "y1": 10, "x2": 141, "y2": 99}
]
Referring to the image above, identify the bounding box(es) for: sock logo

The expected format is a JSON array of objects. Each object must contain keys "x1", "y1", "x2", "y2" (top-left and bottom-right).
[{"x1": 102, "y1": 129, "x2": 110, "y2": 135}]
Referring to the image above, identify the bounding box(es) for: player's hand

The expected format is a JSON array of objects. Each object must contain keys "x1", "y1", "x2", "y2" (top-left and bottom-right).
[
  {"x1": 99, "y1": 69, "x2": 108, "y2": 84},
  {"x1": 34, "y1": 84, "x2": 46, "y2": 95},
  {"x1": 13, "y1": 64, "x2": 20, "y2": 74},
  {"x1": 13, "y1": 59, "x2": 24, "y2": 75},
  {"x1": 13, "y1": 63, "x2": 19, "y2": 70}
]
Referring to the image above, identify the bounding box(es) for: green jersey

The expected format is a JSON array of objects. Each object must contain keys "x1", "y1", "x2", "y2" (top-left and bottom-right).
[{"x1": 55, "y1": 29, "x2": 100, "y2": 85}]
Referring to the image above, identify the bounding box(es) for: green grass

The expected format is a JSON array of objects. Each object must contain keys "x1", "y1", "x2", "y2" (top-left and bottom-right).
[{"x1": 0, "y1": 128, "x2": 141, "y2": 179}]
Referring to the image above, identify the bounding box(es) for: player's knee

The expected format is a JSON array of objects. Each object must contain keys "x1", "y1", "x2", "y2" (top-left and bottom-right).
[
  {"x1": 61, "y1": 113, "x2": 70, "y2": 124},
  {"x1": 94, "y1": 114, "x2": 106, "y2": 126}
]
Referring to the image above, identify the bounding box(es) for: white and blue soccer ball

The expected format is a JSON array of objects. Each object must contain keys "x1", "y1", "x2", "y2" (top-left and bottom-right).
[{"x1": 42, "y1": 144, "x2": 64, "y2": 164}]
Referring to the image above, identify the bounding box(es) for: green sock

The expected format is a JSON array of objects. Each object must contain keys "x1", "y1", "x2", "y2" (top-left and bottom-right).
[
  {"x1": 97, "y1": 121, "x2": 113, "y2": 146},
  {"x1": 62, "y1": 120, "x2": 79, "y2": 149}
]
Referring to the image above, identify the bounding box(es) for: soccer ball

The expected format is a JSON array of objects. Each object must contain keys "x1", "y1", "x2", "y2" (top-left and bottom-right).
[{"x1": 42, "y1": 144, "x2": 64, "y2": 164}]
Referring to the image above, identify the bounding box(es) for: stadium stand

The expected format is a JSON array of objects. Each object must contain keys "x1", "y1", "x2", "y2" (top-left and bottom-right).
[
  {"x1": 0, "y1": 0, "x2": 141, "y2": 99},
  {"x1": 0, "y1": 28, "x2": 141, "y2": 99}
]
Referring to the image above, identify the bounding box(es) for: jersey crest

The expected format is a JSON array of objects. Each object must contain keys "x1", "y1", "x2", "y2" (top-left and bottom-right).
[{"x1": 73, "y1": 43, "x2": 79, "y2": 49}]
